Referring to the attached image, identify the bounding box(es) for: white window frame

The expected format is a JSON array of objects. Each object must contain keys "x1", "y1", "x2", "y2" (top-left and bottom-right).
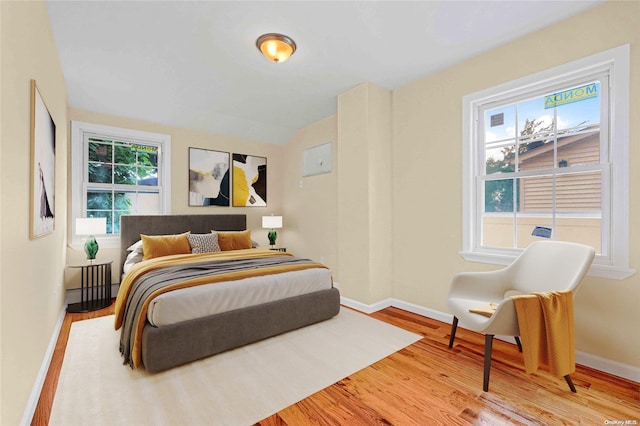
[
  {"x1": 70, "y1": 121, "x2": 172, "y2": 249},
  {"x1": 461, "y1": 44, "x2": 634, "y2": 280}
]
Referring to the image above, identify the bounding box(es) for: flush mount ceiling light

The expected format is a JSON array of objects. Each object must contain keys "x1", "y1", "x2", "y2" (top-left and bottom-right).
[{"x1": 256, "y1": 33, "x2": 296, "y2": 63}]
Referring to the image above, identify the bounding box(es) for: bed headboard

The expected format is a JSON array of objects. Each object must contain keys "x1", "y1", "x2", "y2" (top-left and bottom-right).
[{"x1": 119, "y1": 214, "x2": 247, "y2": 273}]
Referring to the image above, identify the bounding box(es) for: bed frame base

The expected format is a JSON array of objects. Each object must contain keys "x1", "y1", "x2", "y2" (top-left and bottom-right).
[{"x1": 141, "y1": 287, "x2": 341, "y2": 372}]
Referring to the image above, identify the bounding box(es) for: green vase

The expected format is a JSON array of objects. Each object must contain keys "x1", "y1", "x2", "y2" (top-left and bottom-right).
[
  {"x1": 84, "y1": 235, "x2": 99, "y2": 260},
  {"x1": 268, "y1": 229, "x2": 277, "y2": 246}
]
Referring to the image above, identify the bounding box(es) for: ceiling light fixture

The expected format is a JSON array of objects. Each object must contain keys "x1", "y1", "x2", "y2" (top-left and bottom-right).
[{"x1": 256, "y1": 33, "x2": 296, "y2": 64}]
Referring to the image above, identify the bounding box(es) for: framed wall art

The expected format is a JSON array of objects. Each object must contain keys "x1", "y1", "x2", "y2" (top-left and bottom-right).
[
  {"x1": 232, "y1": 153, "x2": 267, "y2": 207},
  {"x1": 188, "y1": 147, "x2": 230, "y2": 206},
  {"x1": 30, "y1": 80, "x2": 56, "y2": 239}
]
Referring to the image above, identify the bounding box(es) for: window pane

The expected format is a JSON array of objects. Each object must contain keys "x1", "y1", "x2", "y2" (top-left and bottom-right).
[
  {"x1": 554, "y1": 82, "x2": 600, "y2": 131},
  {"x1": 485, "y1": 140, "x2": 515, "y2": 175},
  {"x1": 484, "y1": 179, "x2": 515, "y2": 213},
  {"x1": 517, "y1": 217, "x2": 553, "y2": 249},
  {"x1": 137, "y1": 192, "x2": 161, "y2": 213},
  {"x1": 482, "y1": 213, "x2": 514, "y2": 249},
  {"x1": 87, "y1": 190, "x2": 112, "y2": 210},
  {"x1": 557, "y1": 127, "x2": 600, "y2": 168},
  {"x1": 517, "y1": 137, "x2": 555, "y2": 171},
  {"x1": 114, "y1": 165, "x2": 137, "y2": 185},
  {"x1": 88, "y1": 140, "x2": 112, "y2": 162},
  {"x1": 515, "y1": 175, "x2": 552, "y2": 248},
  {"x1": 114, "y1": 191, "x2": 134, "y2": 212},
  {"x1": 135, "y1": 146, "x2": 159, "y2": 167},
  {"x1": 555, "y1": 163, "x2": 602, "y2": 254},
  {"x1": 555, "y1": 216, "x2": 602, "y2": 254},
  {"x1": 485, "y1": 105, "x2": 515, "y2": 142},
  {"x1": 518, "y1": 175, "x2": 552, "y2": 213},
  {"x1": 114, "y1": 190, "x2": 160, "y2": 213},
  {"x1": 556, "y1": 171, "x2": 602, "y2": 213},
  {"x1": 88, "y1": 163, "x2": 113, "y2": 183},
  {"x1": 114, "y1": 144, "x2": 136, "y2": 165},
  {"x1": 517, "y1": 97, "x2": 554, "y2": 136},
  {"x1": 137, "y1": 166, "x2": 158, "y2": 186}
]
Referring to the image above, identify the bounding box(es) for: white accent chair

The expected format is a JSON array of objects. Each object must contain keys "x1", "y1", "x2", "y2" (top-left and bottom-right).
[{"x1": 447, "y1": 241, "x2": 595, "y2": 392}]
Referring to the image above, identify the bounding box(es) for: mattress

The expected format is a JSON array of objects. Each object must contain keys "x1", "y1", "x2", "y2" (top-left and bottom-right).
[{"x1": 146, "y1": 267, "x2": 333, "y2": 327}]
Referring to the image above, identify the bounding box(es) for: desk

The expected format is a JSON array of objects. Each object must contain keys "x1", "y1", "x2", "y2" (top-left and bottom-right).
[{"x1": 66, "y1": 261, "x2": 113, "y2": 313}]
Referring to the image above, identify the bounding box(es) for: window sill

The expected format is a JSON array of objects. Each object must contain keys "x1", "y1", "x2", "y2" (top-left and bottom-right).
[{"x1": 459, "y1": 251, "x2": 636, "y2": 280}]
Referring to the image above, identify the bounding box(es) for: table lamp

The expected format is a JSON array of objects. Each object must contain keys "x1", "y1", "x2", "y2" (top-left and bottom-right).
[
  {"x1": 76, "y1": 217, "x2": 107, "y2": 260},
  {"x1": 262, "y1": 215, "x2": 283, "y2": 248}
]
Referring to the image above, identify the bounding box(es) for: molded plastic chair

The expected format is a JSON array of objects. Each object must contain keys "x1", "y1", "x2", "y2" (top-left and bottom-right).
[{"x1": 447, "y1": 241, "x2": 595, "y2": 392}]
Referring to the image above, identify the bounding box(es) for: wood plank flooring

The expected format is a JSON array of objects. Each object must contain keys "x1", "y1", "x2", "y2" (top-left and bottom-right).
[{"x1": 32, "y1": 305, "x2": 639, "y2": 425}]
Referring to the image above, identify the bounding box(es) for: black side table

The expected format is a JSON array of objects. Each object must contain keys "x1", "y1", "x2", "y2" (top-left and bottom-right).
[{"x1": 67, "y1": 261, "x2": 113, "y2": 313}]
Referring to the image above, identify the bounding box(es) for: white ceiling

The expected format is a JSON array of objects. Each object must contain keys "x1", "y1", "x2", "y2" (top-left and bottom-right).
[{"x1": 46, "y1": 1, "x2": 602, "y2": 145}]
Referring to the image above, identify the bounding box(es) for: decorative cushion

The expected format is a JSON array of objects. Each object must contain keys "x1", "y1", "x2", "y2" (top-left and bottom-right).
[
  {"x1": 140, "y1": 232, "x2": 191, "y2": 260},
  {"x1": 187, "y1": 232, "x2": 221, "y2": 254},
  {"x1": 215, "y1": 229, "x2": 252, "y2": 251}
]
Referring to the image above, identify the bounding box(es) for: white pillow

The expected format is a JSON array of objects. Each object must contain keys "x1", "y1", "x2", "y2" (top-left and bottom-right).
[
  {"x1": 123, "y1": 250, "x2": 144, "y2": 274},
  {"x1": 127, "y1": 240, "x2": 143, "y2": 254}
]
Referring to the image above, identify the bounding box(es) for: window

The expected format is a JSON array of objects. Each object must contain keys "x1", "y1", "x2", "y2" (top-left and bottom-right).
[
  {"x1": 462, "y1": 45, "x2": 634, "y2": 279},
  {"x1": 71, "y1": 121, "x2": 171, "y2": 249}
]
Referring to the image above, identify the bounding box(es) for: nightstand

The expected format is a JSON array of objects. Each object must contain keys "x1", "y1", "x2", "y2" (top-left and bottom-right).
[
  {"x1": 66, "y1": 260, "x2": 113, "y2": 313},
  {"x1": 269, "y1": 247, "x2": 287, "y2": 252}
]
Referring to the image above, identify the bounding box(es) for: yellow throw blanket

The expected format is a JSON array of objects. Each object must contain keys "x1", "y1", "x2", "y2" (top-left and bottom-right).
[
  {"x1": 115, "y1": 248, "x2": 329, "y2": 368},
  {"x1": 512, "y1": 291, "x2": 575, "y2": 377}
]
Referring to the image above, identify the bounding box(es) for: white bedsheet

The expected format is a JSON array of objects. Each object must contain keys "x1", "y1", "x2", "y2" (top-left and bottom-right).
[{"x1": 146, "y1": 267, "x2": 333, "y2": 327}]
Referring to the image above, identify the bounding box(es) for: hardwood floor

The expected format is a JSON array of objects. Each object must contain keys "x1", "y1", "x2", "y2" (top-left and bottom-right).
[{"x1": 32, "y1": 305, "x2": 639, "y2": 425}]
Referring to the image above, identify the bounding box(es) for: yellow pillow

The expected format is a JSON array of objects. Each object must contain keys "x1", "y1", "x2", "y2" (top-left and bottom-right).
[
  {"x1": 215, "y1": 230, "x2": 252, "y2": 251},
  {"x1": 141, "y1": 232, "x2": 191, "y2": 260}
]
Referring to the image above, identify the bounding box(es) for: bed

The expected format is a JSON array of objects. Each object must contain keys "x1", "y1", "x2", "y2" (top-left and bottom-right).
[{"x1": 116, "y1": 214, "x2": 340, "y2": 373}]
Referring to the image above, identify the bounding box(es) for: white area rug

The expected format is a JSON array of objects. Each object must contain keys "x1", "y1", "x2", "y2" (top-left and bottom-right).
[{"x1": 50, "y1": 309, "x2": 421, "y2": 426}]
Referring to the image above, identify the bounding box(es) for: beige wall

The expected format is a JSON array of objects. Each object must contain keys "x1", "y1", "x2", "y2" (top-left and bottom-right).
[
  {"x1": 1, "y1": 2, "x2": 69, "y2": 424},
  {"x1": 337, "y1": 82, "x2": 393, "y2": 304},
  {"x1": 282, "y1": 116, "x2": 339, "y2": 273},
  {"x1": 66, "y1": 109, "x2": 285, "y2": 284},
  {"x1": 391, "y1": 1, "x2": 639, "y2": 366}
]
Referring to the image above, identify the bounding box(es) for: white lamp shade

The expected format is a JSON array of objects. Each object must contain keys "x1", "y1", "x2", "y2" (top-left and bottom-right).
[
  {"x1": 76, "y1": 217, "x2": 107, "y2": 235},
  {"x1": 262, "y1": 215, "x2": 283, "y2": 229}
]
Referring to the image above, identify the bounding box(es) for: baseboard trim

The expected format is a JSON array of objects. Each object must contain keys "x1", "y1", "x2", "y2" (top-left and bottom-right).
[
  {"x1": 340, "y1": 296, "x2": 393, "y2": 314},
  {"x1": 21, "y1": 307, "x2": 66, "y2": 426},
  {"x1": 340, "y1": 296, "x2": 640, "y2": 383},
  {"x1": 575, "y1": 350, "x2": 640, "y2": 382}
]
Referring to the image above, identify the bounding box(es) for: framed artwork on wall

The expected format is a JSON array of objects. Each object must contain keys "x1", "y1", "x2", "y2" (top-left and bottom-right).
[
  {"x1": 232, "y1": 153, "x2": 267, "y2": 207},
  {"x1": 30, "y1": 80, "x2": 56, "y2": 239},
  {"x1": 188, "y1": 147, "x2": 230, "y2": 206}
]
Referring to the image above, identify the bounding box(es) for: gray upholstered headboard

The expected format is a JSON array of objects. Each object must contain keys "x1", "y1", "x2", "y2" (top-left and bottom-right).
[{"x1": 120, "y1": 214, "x2": 247, "y2": 273}]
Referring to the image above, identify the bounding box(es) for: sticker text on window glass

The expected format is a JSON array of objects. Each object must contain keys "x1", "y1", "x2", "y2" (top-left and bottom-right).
[{"x1": 544, "y1": 83, "x2": 598, "y2": 109}]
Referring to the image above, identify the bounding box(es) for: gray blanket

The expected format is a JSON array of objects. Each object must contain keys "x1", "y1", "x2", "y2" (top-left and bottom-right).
[{"x1": 119, "y1": 255, "x2": 319, "y2": 368}]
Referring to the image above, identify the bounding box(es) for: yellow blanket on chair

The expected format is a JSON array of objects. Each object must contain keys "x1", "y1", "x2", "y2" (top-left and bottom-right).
[{"x1": 511, "y1": 291, "x2": 575, "y2": 377}]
